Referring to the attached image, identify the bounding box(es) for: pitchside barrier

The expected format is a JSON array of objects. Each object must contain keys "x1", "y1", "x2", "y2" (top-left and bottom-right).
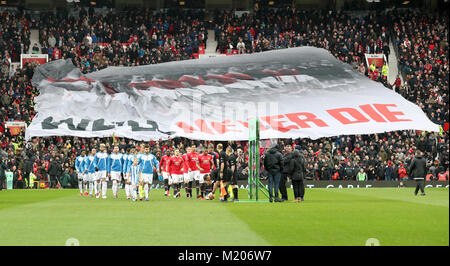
[
  {"x1": 143, "y1": 180, "x2": 449, "y2": 190},
  {"x1": 11, "y1": 180, "x2": 446, "y2": 190}
]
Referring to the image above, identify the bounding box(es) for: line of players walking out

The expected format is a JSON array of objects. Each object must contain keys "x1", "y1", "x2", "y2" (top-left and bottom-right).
[{"x1": 74, "y1": 143, "x2": 239, "y2": 202}]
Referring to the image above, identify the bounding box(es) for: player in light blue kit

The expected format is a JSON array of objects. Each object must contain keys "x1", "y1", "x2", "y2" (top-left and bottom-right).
[
  {"x1": 85, "y1": 148, "x2": 97, "y2": 197},
  {"x1": 138, "y1": 145, "x2": 160, "y2": 201},
  {"x1": 128, "y1": 157, "x2": 141, "y2": 202},
  {"x1": 107, "y1": 145, "x2": 124, "y2": 199},
  {"x1": 126, "y1": 147, "x2": 140, "y2": 200},
  {"x1": 122, "y1": 148, "x2": 131, "y2": 199},
  {"x1": 94, "y1": 144, "x2": 109, "y2": 199},
  {"x1": 127, "y1": 143, "x2": 145, "y2": 199}
]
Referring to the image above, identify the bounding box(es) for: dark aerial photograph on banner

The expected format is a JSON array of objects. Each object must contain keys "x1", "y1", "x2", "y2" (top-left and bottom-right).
[{"x1": 0, "y1": 0, "x2": 448, "y2": 255}]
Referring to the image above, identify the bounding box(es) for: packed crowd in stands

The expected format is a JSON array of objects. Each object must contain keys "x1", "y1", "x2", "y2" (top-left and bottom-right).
[
  {"x1": 37, "y1": 8, "x2": 208, "y2": 73},
  {"x1": 392, "y1": 10, "x2": 448, "y2": 129},
  {"x1": 0, "y1": 6, "x2": 448, "y2": 189},
  {"x1": 213, "y1": 7, "x2": 392, "y2": 83},
  {"x1": 0, "y1": 11, "x2": 31, "y2": 67}
]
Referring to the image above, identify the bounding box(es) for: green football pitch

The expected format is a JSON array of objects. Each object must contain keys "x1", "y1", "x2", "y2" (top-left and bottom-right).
[{"x1": 0, "y1": 187, "x2": 448, "y2": 246}]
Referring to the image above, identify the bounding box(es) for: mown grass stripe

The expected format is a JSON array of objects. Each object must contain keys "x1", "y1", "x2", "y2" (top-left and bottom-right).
[{"x1": 0, "y1": 189, "x2": 269, "y2": 246}]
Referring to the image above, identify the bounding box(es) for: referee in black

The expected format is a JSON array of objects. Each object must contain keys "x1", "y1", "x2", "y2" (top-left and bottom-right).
[
  {"x1": 408, "y1": 150, "x2": 427, "y2": 196},
  {"x1": 228, "y1": 149, "x2": 239, "y2": 202},
  {"x1": 211, "y1": 143, "x2": 232, "y2": 202},
  {"x1": 218, "y1": 146, "x2": 234, "y2": 202}
]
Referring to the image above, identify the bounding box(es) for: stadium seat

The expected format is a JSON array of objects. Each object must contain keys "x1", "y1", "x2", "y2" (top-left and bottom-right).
[
  {"x1": 39, "y1": 181, "x2": 49, "y2": 189},
  {"x1": 199, "y1": 45, "x2": 205, "y2": 54}
]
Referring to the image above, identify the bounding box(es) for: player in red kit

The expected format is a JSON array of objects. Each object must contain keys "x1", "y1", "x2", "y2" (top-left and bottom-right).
[
  {"x1": 167, "y1": 149, "x2": 185, "y2": 198},
  {"x1": 159, "y1": 150, "x2": 172, "y2": 196},
  {"x1": 182, "y1": 147, "x2": 192, "y2": 198},
  {"x1": 198, "y1": 148, "x2": 214, "y2": 200},
  {"x1": 187, "y1": 145, "x2": 201, "y2": 198}
]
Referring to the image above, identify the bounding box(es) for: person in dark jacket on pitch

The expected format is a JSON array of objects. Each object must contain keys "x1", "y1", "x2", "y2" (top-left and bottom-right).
[
  {"x1": 263, "y1": 144, "x2": 283, "y2": 202},
  {"x1": 289, "y1": 150, "x2": 306, "y2": 202},
  {"x1": 408, "y1": 151, "x2": 427, "y2": 196},
  {"x1": 280, "y1": 145, "x2": 293, "y2": 201},
  {"x1": 48, "y1": 157, "x2": 63, "y2": 188}
]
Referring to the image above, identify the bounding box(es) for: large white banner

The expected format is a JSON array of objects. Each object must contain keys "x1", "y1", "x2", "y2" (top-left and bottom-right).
[{"x1": 26, "y1": 47, "x2": 439, "y2": 141}]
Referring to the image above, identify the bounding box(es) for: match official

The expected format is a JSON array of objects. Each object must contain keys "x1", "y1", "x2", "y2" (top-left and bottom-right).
[{"x1": 408, "y1": 150, "x2": 427, "y2": 196}]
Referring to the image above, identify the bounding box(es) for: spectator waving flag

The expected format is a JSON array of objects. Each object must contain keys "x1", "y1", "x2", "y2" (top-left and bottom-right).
[{"x1": 26, "y1": 47, "x2": 439, "y2": 141}]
